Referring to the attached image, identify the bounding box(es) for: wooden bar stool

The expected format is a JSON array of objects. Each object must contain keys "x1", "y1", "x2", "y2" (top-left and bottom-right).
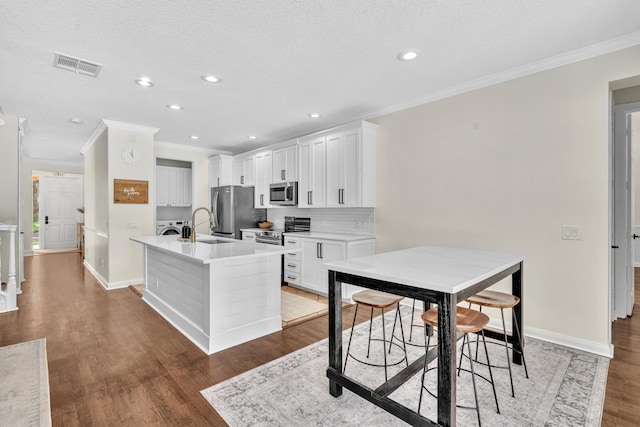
[
  {"x1": 465, "y1": 289, "x2": 529, "y2": 397},
  {"x1": 343, "y1": 289, "x2": 408, "y2": 382},
  {"x1": 419, "y1": 306, "x2": 500, "y2": 426}
]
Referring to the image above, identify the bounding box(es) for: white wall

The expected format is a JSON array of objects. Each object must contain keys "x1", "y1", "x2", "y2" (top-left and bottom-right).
[
  {"x1": 106, "y1": 126, "x2": 156, "y2": 285},
  {"x1": 370, "y1": 45, "x2": 640, "y2": 353}
]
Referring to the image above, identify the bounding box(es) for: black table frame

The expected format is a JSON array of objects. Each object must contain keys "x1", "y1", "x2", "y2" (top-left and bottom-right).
[{"x1": 327, "y1": 261, "x2": 523, "y2": 426}]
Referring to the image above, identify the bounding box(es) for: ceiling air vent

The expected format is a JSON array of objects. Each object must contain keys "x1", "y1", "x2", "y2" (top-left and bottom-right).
[{"x1": 53, "y1": 52, "x2": 102, "y2": 77}]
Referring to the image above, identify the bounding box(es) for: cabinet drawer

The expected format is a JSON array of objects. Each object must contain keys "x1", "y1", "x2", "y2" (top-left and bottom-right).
[
  {"x1": 284, "y1": 272, "x2": 300, "y2": 285},
  {"x1": 284, "y1": 237, "x2": 301, "y2": 248},
  {"x1": 285, "y1": 251, "x2": 300, "y2": 262},
  {"x1": 284, "y1": 260, "x2": 300, "y2": 273}
]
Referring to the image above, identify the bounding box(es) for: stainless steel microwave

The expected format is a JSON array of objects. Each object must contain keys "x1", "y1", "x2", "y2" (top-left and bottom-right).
[{"x1": 269, "y1": 182, "x2": 298, "y2": 206}]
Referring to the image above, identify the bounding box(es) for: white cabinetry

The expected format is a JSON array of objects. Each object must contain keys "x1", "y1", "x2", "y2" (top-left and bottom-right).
[
  {"x1": 254, "y1": 151, "x2": 272, "y2": 208},
  {"x1": 272, "y1": 142, "x2": 298, "y2": 183},
  {"x1": 234, "y1": 155, "x2": 255, "y2": 186},
  {"x1": 283, "y1": 236, "x2": 301, "y2": 286},
  {"x1": 298, "y1": 135, "x2": 326, "y2": 208},
  {"x1": 209, "y1": 154, "x2": 233, "y2": 188},
  {"x1": 156, "y1": 166, "x2": 192, "y2": 207},
  {"x1": 298, "y1": 121, "x2": 376, "y2": 208},
  {"x1": 297, "y1": 235, "x2": 375, "y2": 299}
]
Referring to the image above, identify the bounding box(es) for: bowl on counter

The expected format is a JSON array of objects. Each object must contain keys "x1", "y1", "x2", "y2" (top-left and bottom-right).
[{"x1": 258, "y1": 221, "x2": 273, "y2": 229}]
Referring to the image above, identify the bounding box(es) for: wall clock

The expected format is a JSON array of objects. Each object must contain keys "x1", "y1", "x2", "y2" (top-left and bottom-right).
[{"x1": 121, "y1": 146, "x2": 141, "y2": 165}]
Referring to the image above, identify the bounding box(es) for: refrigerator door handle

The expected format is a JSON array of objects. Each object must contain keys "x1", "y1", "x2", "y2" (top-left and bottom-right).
[{"x1": 212, "y1": 191, "x2": 220, "y2": 227}]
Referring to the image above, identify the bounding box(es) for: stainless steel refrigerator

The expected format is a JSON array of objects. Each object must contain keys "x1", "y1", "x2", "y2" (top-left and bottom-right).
[{"x1": 211, "y1": 185, "x2": 262, "y2": 239}]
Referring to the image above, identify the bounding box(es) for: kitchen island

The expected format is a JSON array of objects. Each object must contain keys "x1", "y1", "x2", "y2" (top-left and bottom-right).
[{"x1": 131, "y1": 234, "x2": 299, "y2": 355}]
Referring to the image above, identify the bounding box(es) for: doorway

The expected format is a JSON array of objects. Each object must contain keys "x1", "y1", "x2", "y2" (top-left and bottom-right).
[
  {"x1": 36, "y1": 173, "x2": 83, "y2": 250},
  {"x1": 612, "y1": 102, "x2": 640, "y2": 319}
]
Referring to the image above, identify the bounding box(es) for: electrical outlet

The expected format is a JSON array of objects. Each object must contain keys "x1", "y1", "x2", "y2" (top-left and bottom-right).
[{"x1": 561, "y1": 226, "x2": 581, "y2": 240}]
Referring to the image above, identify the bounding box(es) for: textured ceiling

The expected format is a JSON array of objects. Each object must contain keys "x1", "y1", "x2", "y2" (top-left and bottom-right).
[{"x1": 1, "y1": 0, "x2": 640, "y2": 165}]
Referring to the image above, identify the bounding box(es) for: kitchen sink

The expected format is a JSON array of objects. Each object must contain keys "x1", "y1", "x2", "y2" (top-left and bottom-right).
[{"x1": 197, "y1": 239, "x2": 232, "y2": 245}]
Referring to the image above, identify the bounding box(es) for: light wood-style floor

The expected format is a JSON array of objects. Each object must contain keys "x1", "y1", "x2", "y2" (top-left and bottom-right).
[{"x1": 0, "y1": 252, "x2": 638, "y2": 425}]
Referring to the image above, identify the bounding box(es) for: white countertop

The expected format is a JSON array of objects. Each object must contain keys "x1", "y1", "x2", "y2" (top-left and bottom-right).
[
  {"x1": 131, "y1": 234, "x2": 298, "y2": 264},
  {"x1": 324, "y1": 245, "x2": 524, "y2": 294},
  {"x1": 283, "y1": 232, "x2": 375, "y2": 242}
]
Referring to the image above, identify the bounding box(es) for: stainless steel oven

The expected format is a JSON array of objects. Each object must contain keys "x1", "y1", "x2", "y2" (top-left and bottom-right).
[
  {"x1": 255, "y1": 230, "x2": 284, "y2": 245},
  {"x1": 269, "y1": 182, "x2": 298, "y2": 206}
]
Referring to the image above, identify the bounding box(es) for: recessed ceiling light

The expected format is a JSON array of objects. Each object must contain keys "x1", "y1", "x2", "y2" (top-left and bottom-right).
[
  {"x1": 190, "y1": 135, "x2": 199, "y2": 140},
  {"x1": 397, "y1": 50, "x2": 418, "y2": 61},
  {"x1": 201, "y1": 74, "x2": 221, "y2": 83},
  {"x1": 248, "y1": 135, "x2": 257, "y2": 140},
  {"x1": 308, "y1": 113, "x2": 321, "y2": 118},
  {"x1": 167, "y1": 104, "x2": 183, "y2": 110},
  {"x1": 69, "y1": 117, "x2": 83, "y2": 124},
  {"x1": 135, "y1": 77, "x2": 154, "y2": 87}
]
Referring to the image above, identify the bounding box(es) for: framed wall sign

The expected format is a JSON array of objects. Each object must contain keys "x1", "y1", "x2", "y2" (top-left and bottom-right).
[{"x1": 114, "y1": 179, "x2": 148, "y2": 204}]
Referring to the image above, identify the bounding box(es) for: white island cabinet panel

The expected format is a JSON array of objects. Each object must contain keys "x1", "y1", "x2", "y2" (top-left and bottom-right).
[{"x1": 132, "y1": 235, "x2": 296, "y2": 355}]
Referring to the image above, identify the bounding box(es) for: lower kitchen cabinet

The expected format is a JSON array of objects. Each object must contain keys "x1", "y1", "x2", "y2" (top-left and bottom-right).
[{"x1": 294, "y1": 235, "x2": 375, "y2": 300}]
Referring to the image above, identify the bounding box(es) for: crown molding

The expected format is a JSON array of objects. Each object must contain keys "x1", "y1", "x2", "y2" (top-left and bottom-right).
[
  {"x1": 155, "y1": 140, "x2": 230, "y2": 155},
  {"x1": 80, "y1": 120, "x2": 160, "y2": 155},
  {"x1": 363, "y1": 31, "x2": 640, "y2": 121}
]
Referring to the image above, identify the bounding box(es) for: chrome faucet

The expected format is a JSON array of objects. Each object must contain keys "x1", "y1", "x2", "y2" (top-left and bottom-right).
[{"x1": 191, "y1": 207, "x2": 214, "y2": 243}]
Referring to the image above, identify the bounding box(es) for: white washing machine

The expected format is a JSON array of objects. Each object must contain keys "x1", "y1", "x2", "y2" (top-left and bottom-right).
[{"x1": 156, "y1": 220, "x2": 184, "y2": 236}]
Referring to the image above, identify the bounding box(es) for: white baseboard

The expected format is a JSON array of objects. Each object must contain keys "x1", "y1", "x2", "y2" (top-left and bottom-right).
[
  {"x1": 83, "y1": 260, "x2": 142, "y2": 290},
  {"x1": 398, "y1": 299, "x2": 614, "y2": 358}
]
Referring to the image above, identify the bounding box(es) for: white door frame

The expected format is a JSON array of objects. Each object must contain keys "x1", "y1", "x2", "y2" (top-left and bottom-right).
[{"x1": 612, "y1": 101, "x2": 640, "y2": 319}]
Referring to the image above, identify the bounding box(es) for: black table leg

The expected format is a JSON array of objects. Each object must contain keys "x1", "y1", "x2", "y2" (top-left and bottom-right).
[
  {"x1": 328, "y1": 269, "x2": 343, "y2": 397},
  {"x1": 512, "y1": 262, "x2": 523, "y2": 365},
  {"x1": 437, "y1": 293, "x2": 457, "y2": 427}
]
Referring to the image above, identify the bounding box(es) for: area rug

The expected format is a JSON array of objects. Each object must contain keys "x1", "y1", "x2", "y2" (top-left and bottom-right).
[
  {"x1": 281, "y1": 291, "x2": 329, "y2": 327},
  {"x1": 0, "y1": 338, "x2": 51, "y2": 426},
  {"x1": 201, "y1": 310, "x2": 609, "y2": 426}
]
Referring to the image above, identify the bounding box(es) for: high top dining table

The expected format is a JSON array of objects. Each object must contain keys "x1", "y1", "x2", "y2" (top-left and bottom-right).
[{"x1": 325, "y1": 245, "x2": 524, "y2": 426}]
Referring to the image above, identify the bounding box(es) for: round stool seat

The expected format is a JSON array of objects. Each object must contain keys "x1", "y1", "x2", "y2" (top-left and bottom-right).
[
  {"x1": 466, "y1": 290, "x2": 519, "y2": 309},
  {"x1": 421, "y1": 306, "x2": 489, "y2": 334},
  {"x1": 352, "y1": 289, "x2": 404, "y2": 309}
]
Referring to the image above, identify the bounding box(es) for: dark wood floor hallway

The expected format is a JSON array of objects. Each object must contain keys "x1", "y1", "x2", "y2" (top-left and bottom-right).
[{"x1": 1, "y1": 252, "x2": 639, "y2": 425}]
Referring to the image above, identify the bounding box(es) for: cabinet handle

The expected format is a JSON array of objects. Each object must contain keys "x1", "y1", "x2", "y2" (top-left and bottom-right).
[
  {"x1": 289, "y1": 253, "x2": 297, "y2": 256},
  {"x1": 281, "y1": 170, "x2": 285, "y2": 180},
  {"x1": 287, "y1": 275, "x2": 297, "y2": 280},
  {"x1": 217, "y1": 178, "x2": 220, "y2": 187},
  {"x1": 260, "y1": 194, "x2": 264, "y2": 206},
  {"x1": 320, "y1": 242, "x2": 323, "y2": 259},
  {"x1": 286, "y1": 240, "x2": 296, "y2": 244},
  {"x1": 316, "y1": 242, "x2": 320, "y2": 258},
  {"x1": 287, "y1": 264, "x2": 296, "y2": 268},
  {"x1": 241, "y1": 175, "x2": 245, "y2": 185}
]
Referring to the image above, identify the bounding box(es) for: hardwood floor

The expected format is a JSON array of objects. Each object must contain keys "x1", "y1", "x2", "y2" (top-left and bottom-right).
[
  {"x1": 1, "y1": 253, "x2": 639, "y2": 425},
  {"x1": 601, "y1": 268, "x2": 640, "y2": 426},
  {"x1": 0, "y1": 252, "x2": 372, "y2": 426}
]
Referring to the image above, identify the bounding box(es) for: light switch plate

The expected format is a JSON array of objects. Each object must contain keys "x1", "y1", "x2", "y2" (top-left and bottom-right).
[{"x1": 562, "y1": 225, "x2": 581, "y2": 240}]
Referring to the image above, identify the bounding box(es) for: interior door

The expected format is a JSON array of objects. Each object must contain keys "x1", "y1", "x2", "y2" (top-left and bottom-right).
[
  {"x1": 613, "y1": 104, "x2": 638, "y2": 318},
  {"x1": 41, "y1": 176, "x2": 81, "y2": 249}
]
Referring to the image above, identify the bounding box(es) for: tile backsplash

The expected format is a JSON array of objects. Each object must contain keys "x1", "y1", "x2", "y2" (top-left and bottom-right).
[{"x1": 267, "y1": 208, "x2": 374, "y2": 235}]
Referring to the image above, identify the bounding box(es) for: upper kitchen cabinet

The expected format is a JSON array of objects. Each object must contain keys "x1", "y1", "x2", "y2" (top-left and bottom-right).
[
  {"x1": 298, "y1": 121, "x2": 376, "y2": 208},
  {"x1": 209, "y1": 154, "x2": 233, "y2": 188},
  {"x1": 298, "y1": 134, "x2": 326, "y2": 208},
  {"x1": 272, "y1": 141, "x2": 298, "y2": 183},
  {"x1": 157, "y1": 166, "x2": 192, "y2": 207},
  {"x1": 233, "y1": 155, "x2": 255, "y2": 186},
  {"x1": 254, "y1": 151, "x2": 272, "y2": 208}
]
